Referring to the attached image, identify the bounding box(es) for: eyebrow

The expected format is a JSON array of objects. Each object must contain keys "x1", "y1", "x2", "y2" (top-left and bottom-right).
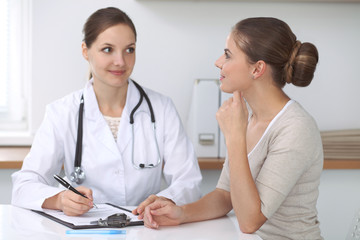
[
  {"x1": 224, "y1": 48, "x2": 231, "y2": 54},
  {"x1": 101, "y1": 42, "x2": 136, "y2": 47}
]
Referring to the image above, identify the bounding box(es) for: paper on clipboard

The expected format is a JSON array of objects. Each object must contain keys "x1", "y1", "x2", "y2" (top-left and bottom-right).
[{"x1": 32, "y1": 203, "x2": 143, "y2": 229}]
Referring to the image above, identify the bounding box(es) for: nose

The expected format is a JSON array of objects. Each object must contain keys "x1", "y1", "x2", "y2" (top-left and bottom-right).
[
  {"x1": 215, "y1": 55, "x2": 224, "y2": 69},
  {"x1": 113, "y1": 52, "x2": 126, "y2": 67}
]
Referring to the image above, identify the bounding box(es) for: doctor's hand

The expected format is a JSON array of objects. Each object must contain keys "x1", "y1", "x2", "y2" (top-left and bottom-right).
[
  {"x1": 132, "y1": 194, "x2": 175, "y2": 220},
  {"x1": 143, "y1": 199, "x2": 184, "y2": 229},
  {"x1": 216, "y1": 91, "x2": 249, "y2": 141},
  {"x1": 42, "y1": 186, "x2": 94, "y2": 216}
]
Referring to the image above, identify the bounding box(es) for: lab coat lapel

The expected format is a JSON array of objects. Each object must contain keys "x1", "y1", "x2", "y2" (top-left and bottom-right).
[
  {"x1": 117, "y1": 80, "x2": 142, "y2": 154},
  {"x1": 83, "y1": 81, "x2": 121, "y2": 158}
]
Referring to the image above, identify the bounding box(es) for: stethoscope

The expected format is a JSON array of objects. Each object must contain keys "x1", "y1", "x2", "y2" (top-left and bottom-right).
[{"x1": 70, "y1": 80, "x2": 162, "y2": 184}]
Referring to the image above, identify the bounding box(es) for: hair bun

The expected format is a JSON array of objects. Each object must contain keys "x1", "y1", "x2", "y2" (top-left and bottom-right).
[
  {"x1": 288, "y1": 42, "x2": 319, "y2": 87},
  {"x1": 284, "y1": 41, "x2": 301, "y2": 84}
]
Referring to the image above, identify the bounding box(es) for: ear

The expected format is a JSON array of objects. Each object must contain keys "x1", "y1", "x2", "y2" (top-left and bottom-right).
[
  {"x1": 81, "y1": 42, "x2": 89, "y2": 60},
  {"x1": 251, "y1": 60, "x2": 266, "y2": 79}
]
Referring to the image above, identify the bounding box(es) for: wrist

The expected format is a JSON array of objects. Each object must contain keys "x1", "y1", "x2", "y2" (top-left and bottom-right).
[
  {"x1": 158, "y1": 196, "x2": 176, "y2": 205},
  {"x1": 179, "y1": 205, "x2": 189, "y2": 224},
  {"x1": 226, "y1": 133, "x2": 245, "y2": 147}
]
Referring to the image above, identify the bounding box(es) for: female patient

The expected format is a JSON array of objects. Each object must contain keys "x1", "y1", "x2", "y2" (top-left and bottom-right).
[{"x1": 142, "y1": 17, "x2": 323, "y2": 240}]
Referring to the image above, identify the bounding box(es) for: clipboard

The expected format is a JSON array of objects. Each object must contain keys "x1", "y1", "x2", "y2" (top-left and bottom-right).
[{"x1": 32, "y1": 203, "x2": 144, "y2": 229}]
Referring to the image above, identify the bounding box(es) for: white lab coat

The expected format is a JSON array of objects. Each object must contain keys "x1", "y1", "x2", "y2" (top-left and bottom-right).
[{"x1": 12, "y1": 79, "x2": 202, "y2": 211}]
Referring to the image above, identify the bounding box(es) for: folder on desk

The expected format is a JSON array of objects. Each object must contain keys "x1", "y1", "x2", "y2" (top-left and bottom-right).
[{"x1": 32, "y1": 203, "x2": 144, "y2": 229}]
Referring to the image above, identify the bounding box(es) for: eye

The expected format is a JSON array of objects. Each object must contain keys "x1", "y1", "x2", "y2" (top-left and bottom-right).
[
  {"x1": 102, "y1": 47, "x2": 112, "y2": 53},
  {"x1": 126, "y1": 47, "x2": 135, "y2": 54},
  {"x1": 225, "y1": 52, "x2": 230, "y2": 59}
]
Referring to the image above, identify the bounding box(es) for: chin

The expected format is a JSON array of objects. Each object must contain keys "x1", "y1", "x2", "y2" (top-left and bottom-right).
[{"x1": 220, "y1": 84, "x2": 233, "y2": 94}]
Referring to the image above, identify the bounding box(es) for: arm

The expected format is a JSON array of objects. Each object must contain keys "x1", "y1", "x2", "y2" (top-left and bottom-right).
[
  {"x1": 11, "y1": 105, "x2": 66, "y2": 210},
  {"x1": 227, "y1": 133, "x2": 267, "y2": 233},
  {"x1": 216, "y1": 91, "x2": 266, "y2": 233},
  {"x1": 143, "y1": 188, "x2": 232, "y2": 229},
  {"x1": 12, "y1": 100, "x2": 95, "y2": 215}
]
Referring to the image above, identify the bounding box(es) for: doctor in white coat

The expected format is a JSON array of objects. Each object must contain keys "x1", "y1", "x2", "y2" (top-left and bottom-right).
[{"x1": 11, "y1": 7, "x2": 202, "y2": 216}]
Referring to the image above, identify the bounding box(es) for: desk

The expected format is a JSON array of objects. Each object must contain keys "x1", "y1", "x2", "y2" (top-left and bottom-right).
[{"x1": 0, "y1": 205, "x2": 262, "y2": 240}]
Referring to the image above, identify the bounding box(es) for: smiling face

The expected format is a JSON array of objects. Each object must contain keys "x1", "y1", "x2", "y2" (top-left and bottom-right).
[
  {"x1": 82, "y1": 23, "x2": 136, "y2": 90},
  {"x1": 215, "y1": 33, "x2": 254, "y2": 94}
]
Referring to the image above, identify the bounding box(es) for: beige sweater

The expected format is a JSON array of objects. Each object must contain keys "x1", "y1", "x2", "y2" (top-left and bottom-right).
[{"x1": 217, "y1": 100, "x2": 323, "y2": 240}]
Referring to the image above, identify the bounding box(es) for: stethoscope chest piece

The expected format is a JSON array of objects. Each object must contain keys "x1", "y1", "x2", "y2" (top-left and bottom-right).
[{"x1": 70, "y1": 166, "x2": 86, "y2": 184}]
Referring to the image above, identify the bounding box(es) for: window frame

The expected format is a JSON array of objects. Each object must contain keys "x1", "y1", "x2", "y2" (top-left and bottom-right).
[{"x1": 0, "y1": 0, "x2": 32, "y2": 145}]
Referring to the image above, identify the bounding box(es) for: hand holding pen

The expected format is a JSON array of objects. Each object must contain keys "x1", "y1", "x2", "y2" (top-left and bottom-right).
[{"x1": 53, "y1": 174, "x2": 97, "y2": 216}]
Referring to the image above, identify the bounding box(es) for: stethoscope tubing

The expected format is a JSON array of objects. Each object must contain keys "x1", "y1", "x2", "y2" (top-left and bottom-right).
[{"x1": 70, "y1": 80, "x2": 161, "y2": 183}]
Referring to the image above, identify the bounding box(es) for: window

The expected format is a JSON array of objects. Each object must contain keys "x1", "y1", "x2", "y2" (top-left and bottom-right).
[{"x1": 0, "y1": 0, "x2": 31, "y2": 132}]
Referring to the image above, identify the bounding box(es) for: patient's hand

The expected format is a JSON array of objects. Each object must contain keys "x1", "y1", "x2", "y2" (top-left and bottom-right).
[
  {"x1": 143, "y1": 199, "x2": 184, "y2": 229},
  {"x1": 132, "y1": 195, "x2": 175, "y2": 220}
]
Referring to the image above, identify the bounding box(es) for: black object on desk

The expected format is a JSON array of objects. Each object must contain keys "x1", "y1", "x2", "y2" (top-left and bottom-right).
[{"x1": 53, "y1": 174, "x2": 97, "y2": 208}]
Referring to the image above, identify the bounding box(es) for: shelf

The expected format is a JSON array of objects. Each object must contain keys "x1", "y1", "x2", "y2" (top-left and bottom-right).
[{"x1": 1, "y1": 147, "x2": 360, "y2": 170}]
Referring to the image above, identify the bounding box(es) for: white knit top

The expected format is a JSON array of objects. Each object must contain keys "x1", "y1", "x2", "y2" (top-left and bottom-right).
[{"x1": 103, "y1": 116, "x2": 121, "y2": 141}]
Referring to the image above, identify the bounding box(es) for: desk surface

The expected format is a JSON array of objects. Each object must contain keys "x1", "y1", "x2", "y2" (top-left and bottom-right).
[{"x1": 0, "y1": 205, "x2": 262, "y2": 240}]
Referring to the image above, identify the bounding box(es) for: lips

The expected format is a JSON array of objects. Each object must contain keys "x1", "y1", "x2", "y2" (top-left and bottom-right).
[
  {"x1": 219, "y1": 75, "x2": 225, "y2": 81},
  {"x1": 109, "y1": 70, "x2": 126, "y2": 76}
]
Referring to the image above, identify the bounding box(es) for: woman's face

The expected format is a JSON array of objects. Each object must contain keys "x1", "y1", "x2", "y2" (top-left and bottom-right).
[
  {"x1": 82, "y1": 24, "x2": 136, "y2": 89},
  {"x1": 215, "y1": 33, "x2": 253, "y2": 94}
]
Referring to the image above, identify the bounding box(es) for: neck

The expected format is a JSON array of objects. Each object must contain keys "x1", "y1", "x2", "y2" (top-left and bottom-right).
[
  {"x1": 244, "y1": 82, "x2": 290, "y2": 123},
  {"x1": 93, "y1": 81, "x2": 128, "y2": 117}
]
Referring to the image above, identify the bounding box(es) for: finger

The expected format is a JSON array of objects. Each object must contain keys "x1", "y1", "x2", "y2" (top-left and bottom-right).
[
  {"x1": 71, "y1": 192, "x2": 93, "y2": 207},
  {"x1": 76, "y1": 186, "x2": 93, "y2": 201},
  {"x1": 144, "y1": 205, "x2": 158, "y2": 229},
  {"x1": 61, "y1": 191, "x2": 93, "y2": 214},
  {"x1": 137, "y1": 212, "x2": 144, "y2": 220},
  {"x1": 135, "y1": 195, "x2": 157, "y2": 215},
  {"x1": 239, "y1": 92, "x2": 247, "y2": 110},
  {"x1": 61, "y1": 201, "x2": 90, "y2": 216},
  {"x1": 150, "y1": 204, "x2": 171, "y2": 216},
  {"x1": 223, "y1": 97, "x2": 233, "y2": 108},
  {"x1": 232, "y1": 91, "x2": 241, "y2": 103},
  {"x1": 62, "y1": 205, "x2": 89, "y2": 216}
]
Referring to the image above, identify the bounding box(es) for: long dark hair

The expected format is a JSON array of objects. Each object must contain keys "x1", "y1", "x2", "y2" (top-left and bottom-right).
[{"x1": 83, "y1": 7, "x2": 137, "y2": 48}]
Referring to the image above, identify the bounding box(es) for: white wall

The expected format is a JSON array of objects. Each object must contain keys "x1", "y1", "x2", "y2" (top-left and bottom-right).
[{"x1": 29, "y1": 0, "x2": 360, "y2": 136}]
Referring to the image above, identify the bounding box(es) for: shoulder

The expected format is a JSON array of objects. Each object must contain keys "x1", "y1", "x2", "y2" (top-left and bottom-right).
[
  {"x1": 275, "y1": 101, "x2": 319, "y2": 134},
  {"x1": 140, "y1": 85, "x2": 176, "y2": 111},
  {"x1": 268, "y1": 101, "x2": 322, "y2": 155},
  {"x1": 46, "y1": 89, "x2": 82, "y2": 116}
]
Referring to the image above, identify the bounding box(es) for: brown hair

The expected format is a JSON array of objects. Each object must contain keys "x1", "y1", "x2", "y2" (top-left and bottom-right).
[
  {"x1": 232, "y1": 17, "x2": 318, "y2": 88},
  {"x1": 83, "y1": 7, "x2": 137, "y2": 48},
  {"x1": 83, "y1": 7, "x2": 137, "y2": 79}
]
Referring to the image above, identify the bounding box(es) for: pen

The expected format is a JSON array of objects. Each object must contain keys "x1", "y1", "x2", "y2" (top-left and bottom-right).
[
  {"x1": 53, "y1": 174, "x2": 97, "y2": 208},
  {"x1": 66, "y1": 229, "x2": 126, "y2": 234}
]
